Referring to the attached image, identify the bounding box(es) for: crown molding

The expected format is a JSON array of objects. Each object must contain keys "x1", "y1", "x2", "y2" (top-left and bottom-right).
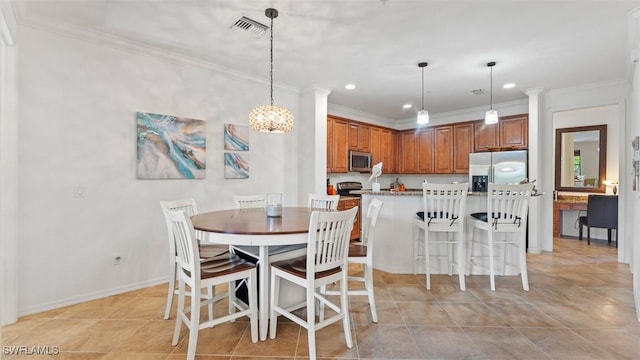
[
  {"x1": 15, "y1": 15, "x2": 300, "y2": 94},
  {"x1": 546, "y1": 79, "x2": 630, "y2": 97}
]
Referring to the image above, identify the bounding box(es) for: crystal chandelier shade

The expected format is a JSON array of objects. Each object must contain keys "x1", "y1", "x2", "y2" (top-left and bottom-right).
[{"x1": 249, "y1": 8, "x2": 294, "y2": 133}]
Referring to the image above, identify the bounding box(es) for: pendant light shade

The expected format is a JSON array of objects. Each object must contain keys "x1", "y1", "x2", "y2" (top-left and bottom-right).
[
  {"x1": 485, "y1": 61, "x2": 498, "y2": 125},
  {"x1": 417, "y1": 62, "x2": 429, "y2": 125},
  {"x1": 249, "y1": 8, "x2": 294, "y2": 133}
]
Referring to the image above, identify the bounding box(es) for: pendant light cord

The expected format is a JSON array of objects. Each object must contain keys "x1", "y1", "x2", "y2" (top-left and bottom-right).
[
  {"x1": 270, "y1": 16, "x2": 274, "y2": 107},
  {"x1": 489, "y1": 65, "x2": 493, "y2": 110},
  {"x1": 421, "y1": 66, "x2": 425, "y2": 110}
]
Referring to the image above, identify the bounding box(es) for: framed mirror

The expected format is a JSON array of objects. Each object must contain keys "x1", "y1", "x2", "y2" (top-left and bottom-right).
[{"x1": 555, "y1": 125, "x2": 607, "y2": 193}]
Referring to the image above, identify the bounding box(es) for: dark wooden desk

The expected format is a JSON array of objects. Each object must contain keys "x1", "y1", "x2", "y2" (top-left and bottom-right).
[{"x1": 553, "y1": 198, "x2": 588, "y2": 237}]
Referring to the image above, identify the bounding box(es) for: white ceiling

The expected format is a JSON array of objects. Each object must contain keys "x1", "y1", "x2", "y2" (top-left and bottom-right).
[{"x1": 13, "y1": 0, "x2": 640, "y2": 121}]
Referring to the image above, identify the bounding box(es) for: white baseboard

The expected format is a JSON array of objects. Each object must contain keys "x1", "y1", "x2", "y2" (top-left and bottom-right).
[{"x1": 18, "y1": 277, "x2": 168, "y2": 318}]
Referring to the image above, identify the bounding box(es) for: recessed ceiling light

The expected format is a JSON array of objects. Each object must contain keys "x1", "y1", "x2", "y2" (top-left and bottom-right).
[
  {"x1": 345, "y1": 84, "x2": 356, "y2": 90},
  {"x1": 403, "y1": 104, "x2": 412, "y2": 109},
  {"x1": 503, "y1": 83, "x2": 516, "y2": 89}
]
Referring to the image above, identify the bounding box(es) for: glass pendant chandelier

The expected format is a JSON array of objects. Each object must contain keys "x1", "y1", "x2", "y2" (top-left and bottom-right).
[
  {"x1": 485, "y1": 61, "x2": 498, "y2": 125},
  {"x1": 416, "y1": 62, "x2": 429, "y2": 125},
  {"x1": 249, "y1": 8, "x2": 294, "y2": 133}
]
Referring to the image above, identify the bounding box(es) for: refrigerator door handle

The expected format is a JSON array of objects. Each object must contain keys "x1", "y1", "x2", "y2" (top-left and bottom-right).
[{"x1": 489, "y1": 166, "x2": 494, "y2": 183}]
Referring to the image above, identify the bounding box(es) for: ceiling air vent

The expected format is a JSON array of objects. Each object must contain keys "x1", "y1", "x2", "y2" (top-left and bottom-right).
[
  {"x1": 231, "y1": 16, "x2": 268, "y2": 38},
  {"x1": 471, "y1": 89, "x2": 487, "y2": 96}
]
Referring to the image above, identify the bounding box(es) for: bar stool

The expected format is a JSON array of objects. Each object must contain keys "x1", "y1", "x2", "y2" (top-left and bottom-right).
[
  {"x1": 413, "y1": 182, "x2": 468, "y2": 290},
  {"x1": 467, "y1": 183, "x2": 533, "y2": 291}
]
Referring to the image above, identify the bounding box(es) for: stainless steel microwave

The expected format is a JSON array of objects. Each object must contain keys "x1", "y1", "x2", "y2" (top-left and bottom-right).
[{"x1": 349, "y1": 151, "x2": 372, "y2": 173}]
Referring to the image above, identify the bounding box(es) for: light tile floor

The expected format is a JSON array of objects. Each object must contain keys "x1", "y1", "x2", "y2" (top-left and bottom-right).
[{"x1": 2, "y1": 237, "x2": 638, "y2": 359}]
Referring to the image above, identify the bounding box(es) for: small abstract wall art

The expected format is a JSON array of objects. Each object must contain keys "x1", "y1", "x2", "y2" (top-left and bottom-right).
[
  {"x1": 136, "y1": 112, "x2": 206, "y2": 179},
  {"x1": 224, "y1": 152, "x2": 249, "y2": 179},
  {"x1": 224, "y1": 124, "x2": 249, "y2": 151}
]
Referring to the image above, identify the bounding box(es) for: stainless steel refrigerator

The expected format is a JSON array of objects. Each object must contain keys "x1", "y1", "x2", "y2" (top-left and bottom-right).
[{"x1": 469, "y1": 150, "x2": 528, "y2": 192}]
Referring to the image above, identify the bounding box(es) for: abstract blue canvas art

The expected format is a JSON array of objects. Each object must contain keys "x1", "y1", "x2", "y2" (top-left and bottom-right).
[
  {"x1": 224, "y1": 152, "x2": 249, "y2": 179},
  {"x1": 224, "y1": 124, "x2": 249, "y2": 151},
  {"x1": 136, "y1": 112, "x2": 206, "y2": 179}
]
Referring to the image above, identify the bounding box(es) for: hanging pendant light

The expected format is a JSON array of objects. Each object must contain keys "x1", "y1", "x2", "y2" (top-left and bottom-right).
[
  {"x1": 249, "y1": 8, "x2": 294, "y2": 133},
  {"x1": 416, "y1": 62, "x2": 429, "y2": 125},
  {"x1": 485, "y1": 61, "x2": 498, "y2": 125}
]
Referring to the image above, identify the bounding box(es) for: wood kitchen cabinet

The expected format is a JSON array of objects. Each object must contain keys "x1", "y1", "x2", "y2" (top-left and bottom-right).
[
  {"x1": 370, "y1": 127, "x2": 382, "y2": 164},
  {"x1": 416, "y1": 128, "x2": 435, "y2": 173},
  {"x1": 327, "y1": 116, "x2": 348, "y2": 173},
  {"x1": 338, "y1": 198, "x2": 361, "y2": 241},
  {"x1": 399, "y1": 130, "x2": 417, "y2": 173},
  {"x1": 453, "y1": 122, "x2": 474, "y2": 173},
  {"x1": 500, "y1": 114, "x2": 528, "y2": 149},
  {"x1": 381, "y1": 129, "x2": 396, "y2": 173},
  {"x1": 434, "y1": 126, "x2": 453, "y2": 173},
  {"x1": 348, "y1": 122, "x2": 371, "y2": 152},
  {"x1": 474, "y1": 114, "x2": 528, "y2": 152}
]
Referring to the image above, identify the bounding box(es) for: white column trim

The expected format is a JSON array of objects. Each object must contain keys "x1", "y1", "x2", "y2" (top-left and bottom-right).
[
  {"x1": 0, "y1": 1, "x2": 18, "y2": 326},
  {"x1": 524, "y1": 87, "x2": 545, "y2": 254}
]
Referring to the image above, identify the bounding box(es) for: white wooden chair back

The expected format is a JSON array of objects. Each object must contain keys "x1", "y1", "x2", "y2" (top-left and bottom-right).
[
  {"x1": 233, "y1": 195, "x2": 266, "y2": 209},
  {"x1": 486, "y1": 183, "x2": 533, "y2": 234},
  {"x1": 307, "y1": 194, "x2": 340, "y2": 210},
  {"x1": 307, "y1": 207, "x2": 357, "y2": 274},
  {"x1": 422, "y1": 182, "x2": 468, "y2": 231},
  {"x1": 361, "y1": 199, "x2": 383, "y2": 248},
  {"x1": 166, "y1": 210, "x2": 200, "y2": 284}
]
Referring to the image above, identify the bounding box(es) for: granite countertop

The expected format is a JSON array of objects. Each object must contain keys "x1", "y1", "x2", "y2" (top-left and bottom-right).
[{"x1": 352, "y1": 189, "x2": 544, "y2": 197}]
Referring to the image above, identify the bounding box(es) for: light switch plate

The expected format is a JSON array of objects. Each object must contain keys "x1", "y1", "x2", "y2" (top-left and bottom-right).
[{"x1": 74, "y1": 186, "x2": 85, "y2": 198}]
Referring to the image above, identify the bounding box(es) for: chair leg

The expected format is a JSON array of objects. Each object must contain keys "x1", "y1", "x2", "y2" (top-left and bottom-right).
[
  {"x1": 413, "y1": 224, "x2": 419, "y2": 275},
  {"x1": 269, "y1": 271, "x2": 280, "y2": 339},
  {"x1": 424, "y1": 228, "x2": 431, "y2": 290},
  {"x1": 364, "y1": 263, "x2": 378, "y2": 322},
  {"x1": 608, "y1": 228, "x2": 612, "y2": 243},
  {"x1": 579, "y1": 223, "x2": 583, "y2": 240},
  {"x1": 341, "y1": 271, "x2": 353, "y2": 349},
  {"x1": 165, "y1": 261, "x2": 177, "y2": 320},
  {"x1": 519, "y1": 233, "x2": 529, "y2": 291},
  {"x1": 172, "y1": 279, "x2": 185, "y2": 346},
  {"x1": 306, "y1": 286, "x2": 317, "y2": 360},
  {"x1": 318, "y1": 285, "x2": 326, "y2": 322},
  {"x1": 447, "y1": 234, "x2": 453, "y2": 276},
  {"x1": 248, "y1": 271, "x2": 259, "y2": 343},
  {"x1": 488, "y1": 231, "x2": 496, "y2": 292},
  {"x1": 207, "y1": 286, "x2": 214, "y2": 322},
  {"x1": 587, "y1": 226, "x2": 591, "y2": 245},
  {"x1": 456, "y1": 230, "x2": 465, "y2": 291},
  {"x1": 187, "y1": 288, "x2": 200, "y2": 360},
  {"x1": 467, "y1": 226, "x2": 475, "y2": 276}
]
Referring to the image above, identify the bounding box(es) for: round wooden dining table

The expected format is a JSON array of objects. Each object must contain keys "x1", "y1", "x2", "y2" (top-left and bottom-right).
[{"x1": 191, "y1": 206, "x2": 315, "y2": 341}]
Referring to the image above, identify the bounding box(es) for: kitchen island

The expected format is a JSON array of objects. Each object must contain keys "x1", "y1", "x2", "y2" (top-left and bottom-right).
[{"x1": 354, "y1": 190, "x2": 528, "y2": 276}]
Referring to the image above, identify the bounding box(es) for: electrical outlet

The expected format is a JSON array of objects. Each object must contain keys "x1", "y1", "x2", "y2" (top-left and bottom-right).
[
  {"x1": 113, "y1": 255, "x2": 122, "y2": 265},
  {"x1": 74, "y1": 185, "x2": 85, "y2": 198}
]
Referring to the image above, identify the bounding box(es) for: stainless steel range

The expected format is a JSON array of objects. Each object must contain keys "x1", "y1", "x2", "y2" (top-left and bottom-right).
[{"x1": 336, "y1": 181, "x2": 363, "y2": 197}]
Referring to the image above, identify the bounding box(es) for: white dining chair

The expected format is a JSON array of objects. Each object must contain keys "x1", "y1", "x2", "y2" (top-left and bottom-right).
[
  {"x1": 269, "y1": 207, "x2": 357, "y2": 360},
  {"x1": 413, "y1": 182, "x2": 468, "y2": 290},
  {"x1": 321, "y1": 198, "x2": 383, "y2": 323},
  {"x1": 233, "y1": 194, "x2": 266, "y2": 209},
  {"x1": 467, "y1": 183, "x2": 533, "y2": 291},
  {"x1": 308, "y1": 193, "x2": 340, "y2": 210},
  {"x1": 167, "y1": 210, "x2": 258, "y2": 360},
  {"x1": 159, "y1": 198, "x2": 229, "y2": 320},
  {"x1": 231, "y1": 194, "x2": 308, "y2": 262}
]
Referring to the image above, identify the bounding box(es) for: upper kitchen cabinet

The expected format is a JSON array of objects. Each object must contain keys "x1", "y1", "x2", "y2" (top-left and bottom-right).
[
  {"x1": 453, "y1": 122, "x2": 474, "y2": 173},
  {"x1": 434, "y1": 126, "x2": 453, "y2": 173},
  {"x1": 500, "y1": 114, "x2": 528, "y2": 149},
  {"x1": 348, "y1": 122, "x2": 371, "y2": 152},
  {"x1": 417, "y1": 128, "x2": 435, "y2": 173},
  {"x1": 327, "y1": 116, "x2": 349, "y2": 173},
  {"x1": 399, "y1": 131, "x2": 418, "y2": 173},
  {"x1": 474, "y1": 114, "x2": 528, "y2": 152},
  {"x1": 381, "y1": 129, "x2": 397, "y2": 173},
  {"x1": 370, "y1": 127, "x2": 382, "y2": 164}
]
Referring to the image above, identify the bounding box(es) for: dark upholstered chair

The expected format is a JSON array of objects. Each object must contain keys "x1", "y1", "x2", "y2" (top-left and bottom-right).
[{"x1": 578, "y1": 195, "x2": 618, "y2": 247}]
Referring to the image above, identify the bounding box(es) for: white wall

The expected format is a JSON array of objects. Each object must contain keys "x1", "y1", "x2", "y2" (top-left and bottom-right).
[{"x1": 15, "y1": 25, "x2": 305, "y2": 315}]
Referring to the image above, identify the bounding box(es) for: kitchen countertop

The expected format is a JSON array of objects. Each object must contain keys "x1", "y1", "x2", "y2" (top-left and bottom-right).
[{"x1": 351, "y1": 189, "x2": 544, "y2": 197}]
